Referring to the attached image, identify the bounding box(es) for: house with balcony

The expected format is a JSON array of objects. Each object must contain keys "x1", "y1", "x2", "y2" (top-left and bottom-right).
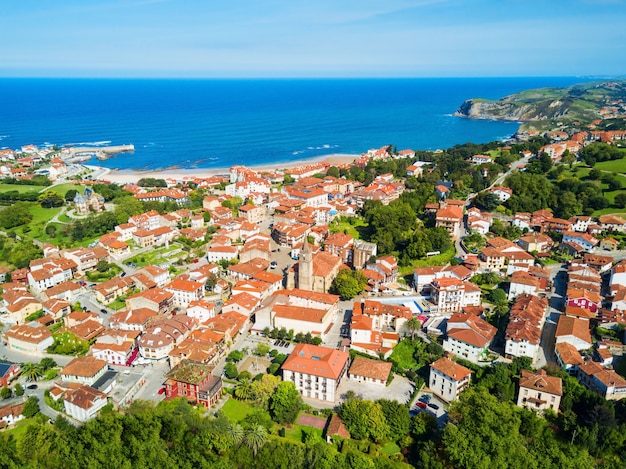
[
  {"x1": 517, "y1": 370, "x2": 562, "y2": 415},
  {"x1": 429, "y1": 356, "x2": 472, "y2": 402},
  {"x1": 165, "y1": 360, "x2": 223, "y2": 408},
  {"x1": 281, "y1": 343, "x2": 349, "y2": 403}
]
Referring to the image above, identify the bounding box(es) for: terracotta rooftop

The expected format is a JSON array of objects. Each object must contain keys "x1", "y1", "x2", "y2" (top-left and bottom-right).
[
  {"x1": 61, "y1": 356, "x2": 107, "y2": 378},
  {"x1": 348, "y1": 357, "x2": 392, "y2": 382},
  {"x1": 430, "y1": 356, "x2": 472, "y2": 381},
  {"x1": 281, "y1": 343, "x2": 349, "y2": 380},
  {"x1": 519, "y1": 369, "x2": 562, "y2": 396}
]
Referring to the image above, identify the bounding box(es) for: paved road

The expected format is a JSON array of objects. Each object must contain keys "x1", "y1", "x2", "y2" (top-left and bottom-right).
[{"x1": 536, "y1": 263, "x2": 566, "y2": 368}]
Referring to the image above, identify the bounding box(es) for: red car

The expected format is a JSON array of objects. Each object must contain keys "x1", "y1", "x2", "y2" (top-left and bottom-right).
[
  {"x1": 416, "y1": 402, "x2": 427, "y2": 409},
  {"x1": 158, "y1": 387, "x2": 166, "y2": 395}
]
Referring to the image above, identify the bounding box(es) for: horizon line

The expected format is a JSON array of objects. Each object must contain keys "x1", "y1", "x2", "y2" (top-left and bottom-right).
[{"x1": 0, "y1": 74, "x2": 622, "y2": 81}]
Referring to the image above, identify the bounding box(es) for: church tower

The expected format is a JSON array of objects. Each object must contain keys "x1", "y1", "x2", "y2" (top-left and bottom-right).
[{"x1": 298, "y1": 240, "x2": 314, "y2": 291}]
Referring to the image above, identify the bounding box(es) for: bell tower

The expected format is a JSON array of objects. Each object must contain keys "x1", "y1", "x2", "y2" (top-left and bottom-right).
[{"x1": 298, "y1": 240, "x2": 314, "y2": 291}]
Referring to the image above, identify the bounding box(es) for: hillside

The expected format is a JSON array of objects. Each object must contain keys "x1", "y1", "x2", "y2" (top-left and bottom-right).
[{"x1": 455, "y1": 79, "x2": 626, "y2": 125}]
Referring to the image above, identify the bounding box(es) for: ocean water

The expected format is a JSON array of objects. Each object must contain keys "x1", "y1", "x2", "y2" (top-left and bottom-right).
[{"x1": 0, "y1": 77, "x2": 587, "y2": 171}]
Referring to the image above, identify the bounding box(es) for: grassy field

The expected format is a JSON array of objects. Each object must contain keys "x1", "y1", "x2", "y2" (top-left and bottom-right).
[
  {"x1": 13, "y1": 203, "x2": 62, "y2": 239},
  {"x1": 126, "y1": 244, "x2": 184, "y2": 268},
  {"x1": 283, "y1": 423, "x2": 323, "y2": 442},
  {"x1": 221, "y1": 398, "x2": 254, "y2": 422},
  {"x1": 329, "y1": 217, "x2": 368, "y2": 240},
  {"x1": 48, "y1": 183, "x2": 85, "y2": 197},
  {"x1": 0, "y1": 184, "x2": 46, "y2": 193},
  {"x1": 398, "y1": 247, "x2": 456, "y2": 276},
  {"x1": 595, "y1": 157, "x2": 626, "y2": 173}
]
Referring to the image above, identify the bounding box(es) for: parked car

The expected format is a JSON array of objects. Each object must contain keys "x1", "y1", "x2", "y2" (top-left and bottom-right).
[
  {"x1": 100, "y1": 309, "x2": 108, "y2": 314},
  {"x1": 428, "y1": 403, "x2": 439, "y2": 410},
  {"x1": 416, "y1": 401, "x2": 428, "y2": 409},
  {"x1": 158, "y1": 387, "x2": 166, "y2": 395},
  {"x1": 27, "y1": 384, "x2": 38, "y2": 390},
  {"x1": 420, "y1": 394, "x2": 431, "y2": 403},
  {"x1": 270, "y1": 261, "x2": 278, "y2": 269}
]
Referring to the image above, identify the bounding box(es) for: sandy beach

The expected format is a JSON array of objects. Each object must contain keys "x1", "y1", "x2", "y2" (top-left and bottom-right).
[{"x1": 95, "y1": 153, "x2": 360, "y2": 184}]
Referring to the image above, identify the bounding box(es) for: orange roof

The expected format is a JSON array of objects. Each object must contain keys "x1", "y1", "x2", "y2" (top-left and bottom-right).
[
  {"x1": 519, "y1": 369, "x2": 562, "y2": 396},
  {"x1": 555, "y1": 342, "x2": 584, "y2": 365},
  {"x1": 273, "y1": 304, "x2": 329, "y2": 323},
  {"x1": 430, "y1": 356, "x2": 472, "y2": 381},
  {"x1": 555, "y1": 315, "x2": 592, "y2": 344},
  {"x1": 166, "y1": 279, "x2": 204, "y2": 293},
  {"x1": 61, "y1": 356, "x2": 107, "y2": 378},
  {"x1": 281, "y1": 343, "x2": 349, "y2": 380},
  {"x1": 348, "y1": 357, "x2": 392, "y2": 382}
]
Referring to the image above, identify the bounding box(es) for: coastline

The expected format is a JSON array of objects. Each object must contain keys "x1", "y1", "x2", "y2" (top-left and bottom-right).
[{"x1": 94, "y1": 153, "x2": 360, "y2": 184}]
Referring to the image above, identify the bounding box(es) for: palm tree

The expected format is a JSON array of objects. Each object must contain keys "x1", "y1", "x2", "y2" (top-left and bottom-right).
[
  {"x1": 20, "y1": 362, "x2": 43, "y2": 382},
  {"x1": 228, "y1": 423, "x2": 244, "y2": 446},
  {"x1": 406, "y1": 317, "x2": 422, "y2": 340},
  {"x1": 234, "y1": 379, "x2": 254, "y2": 401},
  {"x1": 39, "y1": 358, "x2": 57, "y2": 371},
  {"x1": 244, "y1": 425, "x2": 268, "y2": 456}
]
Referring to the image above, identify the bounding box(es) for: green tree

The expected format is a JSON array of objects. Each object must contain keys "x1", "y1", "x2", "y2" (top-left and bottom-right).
[
  {"x1": 252, "y1": 374, "x2": 281, "y2": 406},
  {"x1": 326, "y1": 166, "x2": 340, "y2": 178},
  {"x1": 615, "y1": 192, "x2": 626, "y2": 209},
  {"x1": 254, "y1": 343, "x2": 270, "y2": 357},
  {"x1": 14, "y1": 383, "x2": 24, "y2": 397},
  {"x1": 205, "y1": 273, "x2": 218, "y2": 292},
  {"x1": 38, "y1": 190, "x2": 65, "y2": 208},
  {"x1": 96, "y1": 260, "x2": 110, "y2": 272},
  {"x1": 330, "y1": 269, "x2": 368, "y2": 299},
  {"x1": 20, "y1": 362, "x2": 43, "y2": 382},
  {"x1": 339, "y1": 398, "x2": 390, "y2": 442},
  {"x1": 39, "y1": 357, "x2": 57, "y2": 371},
  {"x1": 488, "y1": 288, "x2": 507, "y2": 305},
  {"x1": 227, "y1": 350, "x2": 244, "y2": 362},
  {"x1": 405, "y1": 317, "x2": 422, "y2": 340},
  {"x1": 234, "y1": 379, "x2": 254, "y2": 401},
  {"x1": 377, "y1": 399, "x2": 411, "y2": 442},
  {"x1": 0, "y1": 202, "x2": 32, "y2": 229},
  {"x1": 22, "y1": 396, "x2": 40, "y2": 417},
  {"x1": 244, "y1": 425, "x2": 268, "y2": 456},
  {"x1": 224, "y1": 362, "x2": 239, "y2": 379},
  {"x1": 64, "y1": 189, "x2": 79, "y2": 202},
  {"x1": 269, "y1": 381, "x2": 302, "y2": 424},
  {"x1": 0, "y1": 387, "x2": 11, "y2": 399}
]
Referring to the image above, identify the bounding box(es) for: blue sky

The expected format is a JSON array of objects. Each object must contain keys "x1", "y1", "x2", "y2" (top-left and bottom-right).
[{"x1": 1, "y1": 0, "x2": 625, "y2": 78}]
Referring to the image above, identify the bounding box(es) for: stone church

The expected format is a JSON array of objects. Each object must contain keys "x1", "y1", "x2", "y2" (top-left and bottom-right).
[{"x1": 286, "y1": 241, "x2": 343, "y2": 293}]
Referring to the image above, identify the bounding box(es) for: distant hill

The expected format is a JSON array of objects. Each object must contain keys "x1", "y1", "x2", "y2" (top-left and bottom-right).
[{"x1": 455, "y1": 80, "x2": 626, "y2": 125}]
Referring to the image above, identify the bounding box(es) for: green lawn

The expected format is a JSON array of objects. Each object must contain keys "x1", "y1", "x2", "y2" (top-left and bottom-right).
[
  {"x1": 48, "y1": 183, "x2": 85, "y2": 196},
  {"x1": 329, "y1": 217, "x2": 368, "y2": 240},
  {"x1": 0, "y1": 184, "x2": 47, "y2": 194},
  {"x1": 221, "y1": 398, "x2": 254, "y2": 422},
  {"x1": 283, "y1": 423, "x2": 324, "y2": 442},
  {"x1": 126, "y1": 244, "x2": 184, "y2": 268},
  {"x1": 398, "y1": 247, "x2": 457, "y2": 275},
  {"x1": 5, "y1": 419, "x2": 38, "y2": 439},
  {"x1": 13, "y1": 203, "x2": 62, "y2": 240},
  {"x1": 595, "y1": 158, "x2": 626, "y2": 173},
  {"x1": 593, "y1": 207, "x2": 626, "y2": 217}
]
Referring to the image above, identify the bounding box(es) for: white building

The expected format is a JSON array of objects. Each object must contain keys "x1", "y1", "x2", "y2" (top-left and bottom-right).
[
  {"x1": 443, "y1": 313, "x2": 496, "y2": 364},
  {"x1": 517, "y1": 370, "x2": 562, "y2": 414},
  {"x1": 60, "y1": 356, "x2": 108, "y2": 386},
  {"x1": 165, "y1": 279, "x2": 204, "y2": 308},
  {"x1": 429, "y1": 357, "x2": 472, "y2": 402},
  {"x1": 63, "y1": 384, "x2": 109, "y2": 422},
  {"x1": 281, "y1": 343, "x2": 349, "y2": 402}
]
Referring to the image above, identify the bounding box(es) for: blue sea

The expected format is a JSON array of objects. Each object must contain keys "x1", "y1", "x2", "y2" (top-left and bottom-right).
[{"x1": 0, "y1": 77, "x2": 588, "y2": 171}]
